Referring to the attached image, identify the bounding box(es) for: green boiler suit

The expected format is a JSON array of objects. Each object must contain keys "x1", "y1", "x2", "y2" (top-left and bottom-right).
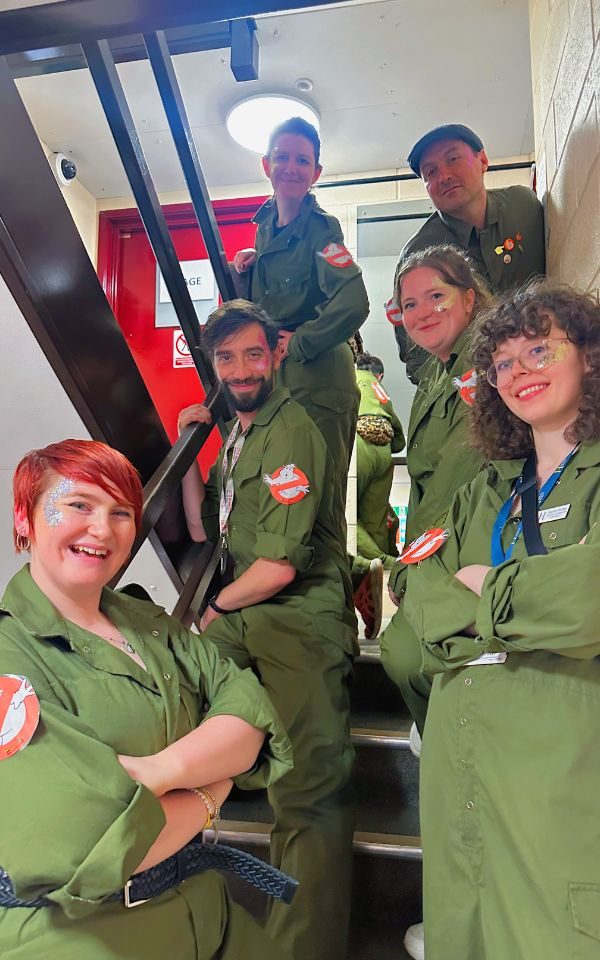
[
  {"x1": 201, "y1": 387, "x2": 356, "y2": 960},
  {"x1": 251, "y1": 193, "x2": 369, "y2": 556},
  {"x1": 355, "y1": 367, "x2": 405, "y2": 564},
  {"x1": 0, "y1": 566, "x2": 293, "y2": 960},
  {"x1": 380, "y1": 331, "x2": 484, "y2": 731},
  {"x1": 404, "y1": 440, "x2": 600, "y2": 960}
]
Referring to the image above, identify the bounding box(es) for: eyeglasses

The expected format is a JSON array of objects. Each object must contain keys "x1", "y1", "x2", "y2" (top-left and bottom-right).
[{"x1": 486, "y1": 338, "x2": 571, "y2": 389}]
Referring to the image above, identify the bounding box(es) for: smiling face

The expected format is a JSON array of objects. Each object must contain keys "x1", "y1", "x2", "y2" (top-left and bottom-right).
[
  {"x1": 399, "y1": 265, "x2": 475, "y2": 361},
  {"x1": 213, "y1": 321, "x2": 279, "y2": 414},
  {"x1": 262, "y1": 132, "x2": 322, "y2": 207},
  {"x1": 18, "y1": 473, "x2": 136, "y2": 599},
  {"x1": 492, "y1": 321, "x2": 589, "y2": 433},
  {"x1": 420, "y1": 138, "x2": 488, "y2": 217}
]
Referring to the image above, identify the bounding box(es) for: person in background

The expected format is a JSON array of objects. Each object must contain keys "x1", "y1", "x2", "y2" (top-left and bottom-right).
[
  {"x1": 390, "y1": 123, "x2": 545, "y2": 382},
  {"x1": 355, "y1": 352, "x2": 404, "y2": 568},
  {"x1": 0, "y1": 439, "x2": 292, "y2": 960},
  {"x1": 233, "y1": 116, "x2": 369, "y2": 609},
  {"x1": 178, "y1": 300, "x2": 356, "y2": 960},
  {"x1": 379, "y1": 245, "x2": 490, "y2": 960},
  {"x1": 403, "y1": 283, "x2": 600, "y2": 960}
]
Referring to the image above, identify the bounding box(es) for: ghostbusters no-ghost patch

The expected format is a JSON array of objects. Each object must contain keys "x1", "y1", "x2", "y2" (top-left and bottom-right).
[
  {"x1": 452, "y1": 368, "x2": 478, "y2": 407},
  {"x1": 317, "y1": 242, "x2": 354, "y2": 268},
  {"x1": 0, "y1": 675, "x2": 40, "y2": 759},
  {"x1": 263, "y1": 464, "x2": 310, "y2": 504},
  {"x1": 400, "y1": 528, "x2": 450, "y2": 564},
  {"x1": 384, "y1": 297, "x2": 403, "y2": 326},
  {"x1": 371, "y1": 381, "x2": 390, "y2": 404}
]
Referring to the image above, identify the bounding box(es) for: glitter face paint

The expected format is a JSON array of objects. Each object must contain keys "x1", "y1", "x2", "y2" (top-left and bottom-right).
[
  {"x1": 43, "y1": 477, "x2": 74, "y2": 527},
  {"x1": 431, "y1": 276, "x2": 459, "y2": 313}
]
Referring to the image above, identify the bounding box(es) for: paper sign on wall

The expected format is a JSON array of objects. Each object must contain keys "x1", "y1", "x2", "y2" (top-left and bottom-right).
[
  {"x1": 173, "y1": 330, "x2": 194, "y2": 369},
  {"x1": 159, "y1": 260, "x2": 215, "y2": 303}
]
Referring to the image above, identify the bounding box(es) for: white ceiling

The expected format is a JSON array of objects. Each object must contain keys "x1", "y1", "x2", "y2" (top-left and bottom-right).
[{"x1": 14, "y1": 0, "x2": 534, "y2": 198}]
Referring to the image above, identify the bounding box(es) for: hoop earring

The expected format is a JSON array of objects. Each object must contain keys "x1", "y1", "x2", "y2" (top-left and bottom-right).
[{"x1": 16, "y1": 533, "x2": 30, "y2": 552}]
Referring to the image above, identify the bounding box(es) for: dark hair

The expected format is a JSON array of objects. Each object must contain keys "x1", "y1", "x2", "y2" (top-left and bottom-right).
[
  {"x1": 356, "y1": 352, "x2": 384, "y2": 377},
  {"x1": 470, "y1": 283, "x2": 600, "y2": 459},
  {"x1": 202, "y1": 299, "x2": 279, "y2": 355},
  {"x1": 395, "y1": 244, "x2": 490, "y2": 317},
  {"x1": 266, "y1": 116, "x2": 321, "y2": 166}
]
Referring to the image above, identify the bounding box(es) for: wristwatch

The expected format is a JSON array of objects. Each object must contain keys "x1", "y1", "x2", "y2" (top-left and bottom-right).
[{"x1": 207, "y1": 594, "x2": 239, "y2": 615}]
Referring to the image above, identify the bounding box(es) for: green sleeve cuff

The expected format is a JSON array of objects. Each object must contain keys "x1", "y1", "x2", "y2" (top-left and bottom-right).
[
  {"x1": 47, "y1": 783, "x2": 166, "y2": 919},
  {"x1": 286, "y1": 332, "x2": 309, "y2": 363},
  {"x1": 254, "y1": 530, "x2": 314, "y2": 571},
  {"x1": 203, "y1": 672, "x2": 293, "y2": 791},
  {"x1": 475, "y1": 562, "x2": 519, "y2": 648},
  {"x1": 388, "y1": 561, "x2": 407, "y2": 598}
]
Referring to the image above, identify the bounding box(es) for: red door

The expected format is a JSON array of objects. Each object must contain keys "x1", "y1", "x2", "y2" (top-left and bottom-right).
[{"x1": 98, "y1": 197, "x2": 267, "y2": 475}]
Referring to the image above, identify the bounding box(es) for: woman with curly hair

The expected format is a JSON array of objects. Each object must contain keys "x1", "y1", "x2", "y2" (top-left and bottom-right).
[{"x1": 403, "y1": 283, "x2": 600, "y2": 960}]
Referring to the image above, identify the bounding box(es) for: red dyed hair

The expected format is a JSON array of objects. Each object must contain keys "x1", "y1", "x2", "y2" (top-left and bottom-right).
[{"x1": 13, "y1": 439, "x2": 143, "y2": 551}]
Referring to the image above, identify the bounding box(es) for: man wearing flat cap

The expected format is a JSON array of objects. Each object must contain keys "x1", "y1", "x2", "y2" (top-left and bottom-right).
[{"x1": 393, "y1": 124, "x2": 545, "y2": 378}]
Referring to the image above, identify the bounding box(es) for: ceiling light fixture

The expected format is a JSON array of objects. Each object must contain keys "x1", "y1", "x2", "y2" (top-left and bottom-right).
[{"x1": 226, "y1": 95, "x2": 320, "y2": 154}]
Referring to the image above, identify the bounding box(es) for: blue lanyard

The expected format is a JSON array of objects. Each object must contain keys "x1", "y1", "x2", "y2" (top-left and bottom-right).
[{"x1": 491, "y1": 446, "x2": 579, "y2": 567}]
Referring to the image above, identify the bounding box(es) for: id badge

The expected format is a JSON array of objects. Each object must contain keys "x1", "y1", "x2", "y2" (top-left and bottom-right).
[{"x1": 466, "y1": 652, "x2": 508, "y2": 666}]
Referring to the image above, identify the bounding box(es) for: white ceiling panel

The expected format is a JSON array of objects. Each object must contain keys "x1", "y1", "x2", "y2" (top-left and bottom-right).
[{"x1": 14, "y1": 0, "x2": 533, "y2": 198}]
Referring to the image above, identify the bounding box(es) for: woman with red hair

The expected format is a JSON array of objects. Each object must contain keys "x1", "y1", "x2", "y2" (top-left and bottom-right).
[{"x1": 0, "y1": 438, "x2": 293, "y2": 960}]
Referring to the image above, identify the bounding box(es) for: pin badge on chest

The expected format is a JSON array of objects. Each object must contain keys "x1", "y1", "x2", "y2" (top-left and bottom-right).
[
  {"x1": 0, "y1": 675, "x2": 40, "y2": 759},
  {"x1": 400, "y1": 527, "x2": 450, "y2": 564}
]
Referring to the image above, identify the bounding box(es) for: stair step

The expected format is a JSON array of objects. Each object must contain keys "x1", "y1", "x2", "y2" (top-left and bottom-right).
[
  {"x1": 351, "y1": 726, "x2": 410, "y2": 748},
  {"x1": 208, "y1": 819, "x2": 422, "y2": 861},
  {"x1": 351, "y1": 650, "x2": 411, "y2": 718}
]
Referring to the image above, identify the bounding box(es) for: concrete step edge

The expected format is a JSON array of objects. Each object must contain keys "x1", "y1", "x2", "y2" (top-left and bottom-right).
[{"x1": 208, "y1": 820, "x2": 422, "y2": 860}]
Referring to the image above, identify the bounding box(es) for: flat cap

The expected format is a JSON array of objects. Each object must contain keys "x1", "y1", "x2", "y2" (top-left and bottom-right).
[{"x1": 408, "y1": 124, "x2": 484, "y2": 176}]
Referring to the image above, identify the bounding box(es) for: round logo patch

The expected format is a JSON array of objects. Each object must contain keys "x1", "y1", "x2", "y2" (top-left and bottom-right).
[
  {"x1": 0, "y1": 675, "x2": 40, "y2": 759},
  {"x1": 371, "y1": 381, "x2": 390, "y2": 404},
  {"x1": 452, "y1": 368, "x2": 478, "y2": 407},
  {"x1": 263, "y1": 464, "x2": 310, "y2": 504},
  {"x1": 384, "y1": 297, "x2": 403, "y2": 326},
  {"x1": 400, "y1": 528, "x2": 450, "y2": 564},
  {"x1": 317, "y1": 242, "x2": 354, "y2": 268}
]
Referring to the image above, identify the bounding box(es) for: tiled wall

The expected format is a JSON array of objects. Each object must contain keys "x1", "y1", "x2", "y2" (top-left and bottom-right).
[{"x1": 529, "y1": 0, "x2": 600, "y2": 291}]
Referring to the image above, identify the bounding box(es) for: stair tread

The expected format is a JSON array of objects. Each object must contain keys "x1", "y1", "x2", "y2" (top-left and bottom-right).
[{"x1": 209, "y1": 819, "x2": 422, "y2": 858}]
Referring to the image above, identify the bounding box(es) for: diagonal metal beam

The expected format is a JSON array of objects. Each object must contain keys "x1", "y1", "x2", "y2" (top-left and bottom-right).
[
  {"x1": 143, "y1": 30, "x2": 237, "y2": 302},
  {"x1": 82, "y1": 37, "x2": 214, "y2": 387},
  {"x1": 0, "y1": 0, "x2": 349, "y2": 56}
]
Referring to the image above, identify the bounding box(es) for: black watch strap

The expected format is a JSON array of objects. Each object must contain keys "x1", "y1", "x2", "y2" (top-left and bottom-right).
[{"x1": 208, "y1": 595, "x2": 238, "y2": 615}]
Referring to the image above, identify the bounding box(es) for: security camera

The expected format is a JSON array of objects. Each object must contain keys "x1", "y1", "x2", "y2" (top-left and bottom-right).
[{"x1": 55, "y1": 152, "x2": 77, "y2": 186}]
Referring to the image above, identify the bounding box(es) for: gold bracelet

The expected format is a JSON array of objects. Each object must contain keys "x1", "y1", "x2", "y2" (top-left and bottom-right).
[
  {"x1": 188, "y1": 787, "x2": 212, "y2": 831},
  {"x1": 192, "y1": 786, "x2": 221, "y2": 845}
]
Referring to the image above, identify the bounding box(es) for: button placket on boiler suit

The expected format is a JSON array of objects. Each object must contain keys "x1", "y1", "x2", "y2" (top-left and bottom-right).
[
  {"x1": 201, "y1": 387, "x2": 356, "y2": 960},
  {"x1": 251, "y1": 194, "x2": 369, "y2": 572},
  {"x1": 379, "y1": 330, "x2": 484, "y2": 732},
  {"x1": 403, "y1": 440, "x2": 600, "y2": 960},
  {"x1": 0, "y1": 567, "x2": 293, "y2": 960}
]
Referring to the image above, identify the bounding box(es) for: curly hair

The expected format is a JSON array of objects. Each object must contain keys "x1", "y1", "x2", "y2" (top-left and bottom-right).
[
  {"x1": 356, "y1": 352, "x2": 384, "y2": 376},
  {"x1": 470, "y1": 283, "x2": 600, "y2": 459},
  {"x1": 395, "y1": 244, "x2": 491, "y2": 318}
]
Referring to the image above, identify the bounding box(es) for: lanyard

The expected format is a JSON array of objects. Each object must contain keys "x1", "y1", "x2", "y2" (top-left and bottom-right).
[
  {"x1": 219, "y1": 420, "x2": 247, "y2": 548},
  {"x1": 491, "y1": 445, "x2": 579, "y2": 567}
]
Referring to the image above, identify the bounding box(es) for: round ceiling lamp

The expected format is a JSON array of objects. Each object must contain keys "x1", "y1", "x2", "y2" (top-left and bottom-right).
[{"x1": 226, "y1": 95, "x2": 320, "y2": 154}]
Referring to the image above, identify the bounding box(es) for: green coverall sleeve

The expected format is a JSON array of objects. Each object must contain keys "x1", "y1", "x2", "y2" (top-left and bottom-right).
[
  {"x1": 287, "y1": 233, "x2": 369, "y2": 363},
  {"x1": 403, "y1": 485, "x2": 487, "y2": 673},
  {"x1": 0, "y1": 642, "x2": 165, "y2": 918},
  {"x1": 390, "y1": 403, "x2": 405, "y2": 453},
  {"x1": 253, "y1": 423, "x2": 326, "y2": 570},
  {"x1": 476, "y1": 528, "x2": 600, "y2": 660},
  {"x1": 170, "y1": 619, "x2": 293, "y2": 789}
]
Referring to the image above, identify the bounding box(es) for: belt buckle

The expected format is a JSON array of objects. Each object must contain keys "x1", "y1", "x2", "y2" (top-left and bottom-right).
[{"x1": 123, "y1": 879, "x2": 150, "y2": 908}]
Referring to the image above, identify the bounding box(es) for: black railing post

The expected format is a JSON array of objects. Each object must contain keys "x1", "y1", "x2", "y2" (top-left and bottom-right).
[
  {"x1": 143, "y1": 30, "x2": 237, "y2": 302},
  {"x1": 82, "y1": 38, "x2": 214, "y2": 387}
]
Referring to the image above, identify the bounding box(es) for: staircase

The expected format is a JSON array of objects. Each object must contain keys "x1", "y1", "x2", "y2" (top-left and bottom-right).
[{"x1": 210, "y1": 642, "x2": 422, "y2": 959}]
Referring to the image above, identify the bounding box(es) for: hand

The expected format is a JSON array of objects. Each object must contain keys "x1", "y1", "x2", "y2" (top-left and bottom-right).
[
  {"x1": 119, "y1": 753, "x2": 170, "y2": 796},
  {"x1": 177, "y1": 403, "x2": 212, "y2": 435},
  {"x1": 200, "y1": 604, "x2": 221, "y2": 632},
  {"x1": 276, "y1": 330, "x2": 294, "y2": 362},
  {"x1": 454, "y1": 564, "x2": 491, "y2": 597},
  {"x1": 388, "y1": 585, "x2": 400, "y2": 607},
  {"x1": 233, "y1": 248, "x2": 256, "y2": 273}
]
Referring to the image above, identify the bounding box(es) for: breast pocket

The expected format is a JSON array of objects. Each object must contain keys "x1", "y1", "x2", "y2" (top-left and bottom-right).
[
  {"x1": 541, "y1": 498, "x2": 594, "y2": 551},
  {"x1": 234, "y1": 457, "x2": 262, "y2": 487},
  {"x1": 569, "y1": 883, "x2": 600, "y2": 959}
]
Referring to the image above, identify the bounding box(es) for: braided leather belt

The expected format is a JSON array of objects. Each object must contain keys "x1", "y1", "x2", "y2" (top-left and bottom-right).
[{"x1": 0, "y1": 841, "x2": 298, "y2": 909}]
